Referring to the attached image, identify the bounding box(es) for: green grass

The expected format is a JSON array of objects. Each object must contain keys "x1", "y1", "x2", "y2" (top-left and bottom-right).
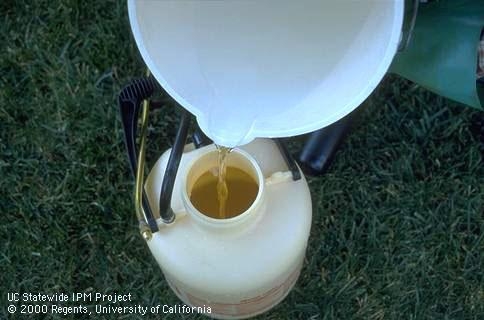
[{"x1": 1, "y1": 1, "x2": 483, "y2": 319}]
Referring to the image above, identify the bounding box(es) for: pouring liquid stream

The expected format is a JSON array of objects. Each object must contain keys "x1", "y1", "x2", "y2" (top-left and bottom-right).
[{"x1": 216, "y1": 145, "x2": 232, "y2": 218}]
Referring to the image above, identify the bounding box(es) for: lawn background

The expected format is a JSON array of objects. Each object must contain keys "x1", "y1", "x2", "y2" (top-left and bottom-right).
[{"x1": 1, "y1": 1, "x2": 483, "y2": 319}]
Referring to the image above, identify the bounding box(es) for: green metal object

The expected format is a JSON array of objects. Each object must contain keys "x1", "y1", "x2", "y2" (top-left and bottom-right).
[{"x1": 390, "y1": 0, "x2": 484, "y2": 109}]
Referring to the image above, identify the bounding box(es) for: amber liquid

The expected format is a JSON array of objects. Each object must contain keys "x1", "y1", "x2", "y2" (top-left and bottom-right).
[{"x1": 189, "y1": 165, "x2": 259, "y2": 219}]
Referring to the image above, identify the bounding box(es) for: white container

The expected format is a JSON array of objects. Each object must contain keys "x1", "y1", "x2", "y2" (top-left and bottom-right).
[
  {"x1": 144, "y1": 139, "x2": 312, "y2": 319},
  {"x1": 128, "y1": 0, "x2": 404, "y2": 147}
]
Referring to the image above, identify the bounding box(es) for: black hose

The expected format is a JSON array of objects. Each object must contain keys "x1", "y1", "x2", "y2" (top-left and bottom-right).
[{"x1": 158, "y1": 108, "x2": 191, "y2": 223}]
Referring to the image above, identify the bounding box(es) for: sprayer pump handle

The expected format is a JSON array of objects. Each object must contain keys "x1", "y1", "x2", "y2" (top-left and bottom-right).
[{"x1": 118, "y1": 76, "x2": 191, "y2": 232}]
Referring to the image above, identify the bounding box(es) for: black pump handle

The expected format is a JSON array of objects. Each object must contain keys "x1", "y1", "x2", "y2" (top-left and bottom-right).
[
  {"x1": 119, "y1": 77, "x2": 158, "y2": 232},
  {"x1": 118, "y1": 77, "x2": 191, "y2": 231}
]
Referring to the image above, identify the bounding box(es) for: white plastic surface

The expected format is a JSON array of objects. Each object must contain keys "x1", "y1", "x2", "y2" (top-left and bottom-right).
[
  {"x1": 144, "y1": 139, "x2": 312, "y2": 319},
  {"x1": 128, "y1": 0, "x2": 404, "y2": 147}
]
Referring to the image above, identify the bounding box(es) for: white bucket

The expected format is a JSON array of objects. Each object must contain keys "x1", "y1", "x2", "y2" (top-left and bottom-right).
[{"x1": 128, "y1": 0, "x2": 404, "y2": 147}]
